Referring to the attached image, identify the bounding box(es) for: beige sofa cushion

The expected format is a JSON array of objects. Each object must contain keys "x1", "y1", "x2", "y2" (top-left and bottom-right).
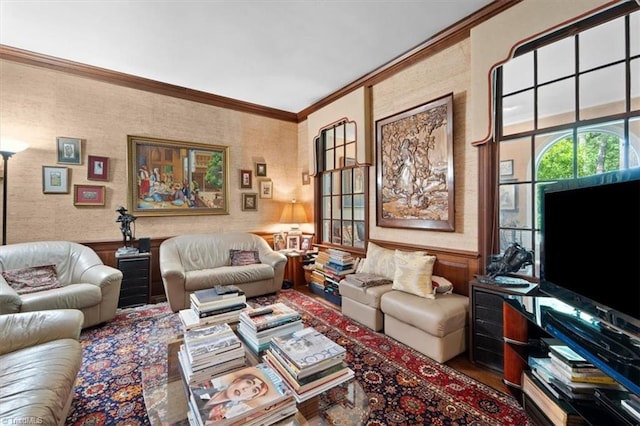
[
  {"x1": 339, "y1": 280, "x2": 394, "y2": 309},
  {"x1": 185, "y1": 264, "x2": 275, "y2": 291},
  {"x1": 380, "y1": 290, "x2": 468, "y2": 338},
  {"x1": 392, "y1": 250, "x2": 437, "y2": 299}
]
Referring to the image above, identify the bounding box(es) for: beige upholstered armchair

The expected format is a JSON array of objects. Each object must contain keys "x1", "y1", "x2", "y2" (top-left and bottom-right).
[
  {"x1": 0, "y1": 309, "x2": 84, "y2": 425},
  {"x1": 0, "y1": 240, "x2": 123, "y2": 328}
]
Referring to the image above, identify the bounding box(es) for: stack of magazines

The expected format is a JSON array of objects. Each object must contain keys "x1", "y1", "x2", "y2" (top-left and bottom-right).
[
  {"x1": 179, "y1": 285, "x2": 248, "y2": 330},
  {"x1": 263, "y1": 327, "x2": 354, "y2": 402},
  {"x1": 187, "y1": 363, "x2": 297, "y2": 426},
  {"x1": 237, "y1": 303, "x2": 303, "y2": 354},
  {"x1": 178, "y1": 322, "x2": 246, "y2": 386}
]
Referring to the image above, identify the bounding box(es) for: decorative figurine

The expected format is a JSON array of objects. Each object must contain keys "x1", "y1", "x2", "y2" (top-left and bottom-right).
[{"x1": 116, "y1": 206, "x2": 138, "y2": 255}]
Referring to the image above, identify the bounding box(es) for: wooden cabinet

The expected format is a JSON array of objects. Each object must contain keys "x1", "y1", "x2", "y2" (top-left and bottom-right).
[
  {"x1": 284, "y1": 253, "x2": 305, "y2": 288},
  {"x1": 117, "y1": 252, "x2": 151, "y2": 308},
  {"x1": 469, "y1": 280, "x2": 538, "y2": 373}
]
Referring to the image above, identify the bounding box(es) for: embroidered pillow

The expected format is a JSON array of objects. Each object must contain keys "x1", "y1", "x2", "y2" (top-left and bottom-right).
[
  {"x1": 229, "y1": 249, "x2": 260, "y2": 266},
  {"x1": 432, "y1": 275, "x2": 454, "y2": 294},
  {"x1": 392, "y1": 251, "x2": 437, "y2": 299},
  {"x1": 2, "y1": 264, "x2": 62, "y2": 295}
]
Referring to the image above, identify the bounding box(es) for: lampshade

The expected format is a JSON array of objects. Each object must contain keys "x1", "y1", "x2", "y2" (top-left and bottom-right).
[
  {"x1": 280, "y1": 199, "x2": 307, "y2": 230},
  {"x1": 0, "y1": 138, "x2": 28, "y2": 154}
]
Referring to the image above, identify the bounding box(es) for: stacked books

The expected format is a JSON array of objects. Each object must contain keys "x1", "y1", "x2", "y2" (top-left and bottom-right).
[
  {"x1": 187, "y1": 363, "x2": 297, "y2": 426},
  {"x1": 521, "y1": 370, "x2": 586, "y2": 426},
  {"x1": 323, "y1": 248, "x2": 358, "y2": 279},
  {"x1": 528, "y1": 345, "x2": 622, "y2": 403},
  {"x1": 179, "y1": 285, "x2": 248, "y2": 330},
  {"x1": 178, "y1": 322, "x2": 246, "y2": 386},
  {"x1": 237, "y1": 303, "x2": 303, "y2": 354},
  {"x1": 263, "y1": 326, "x2": 354, "y2": 402}
]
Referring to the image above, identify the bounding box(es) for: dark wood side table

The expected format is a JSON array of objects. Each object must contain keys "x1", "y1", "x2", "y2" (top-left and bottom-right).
[
  {"x1": 283, "y1": 252, "x2": 306, "y2": 288},
  {"x1": 116, "y1": 252, "x2": 151, "y2": 308},
  {"x1": 469, "y1": 279, "x2": 538, "y2": 373}
]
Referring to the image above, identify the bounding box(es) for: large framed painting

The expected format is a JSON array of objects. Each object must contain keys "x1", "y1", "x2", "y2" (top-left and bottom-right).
[
  {"x1": 375, "y1": 93, "x2": 454, "y2": 231},
  {"x1": 127, "y1": 135, "x2": 230, "y2": 216}
]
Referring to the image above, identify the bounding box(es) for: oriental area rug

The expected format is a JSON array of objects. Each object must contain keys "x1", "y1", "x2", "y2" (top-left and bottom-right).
[{"x1": 65, "y1": 289, "x2": 531, "y2": 426}]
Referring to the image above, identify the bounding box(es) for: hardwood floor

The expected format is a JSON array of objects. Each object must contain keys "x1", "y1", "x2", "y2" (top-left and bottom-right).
[{"x1": 296, "y1": 285, "x2": 509, "y2": 395}]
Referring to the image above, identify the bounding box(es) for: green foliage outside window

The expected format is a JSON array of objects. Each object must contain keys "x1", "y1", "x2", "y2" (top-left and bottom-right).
[{"x1": 537, "y1": 132, "x2": 621, "y2": 181}]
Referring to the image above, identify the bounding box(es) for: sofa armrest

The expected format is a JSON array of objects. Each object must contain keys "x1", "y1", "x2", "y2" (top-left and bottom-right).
[
  {"x1": 0, "y1": 309, "x2": 84, "y2": 355},
  {"x1": 79, "y1": 264, "x2": 123, "y2": 288},
  {"x1": 0, "y1": 277, "x2": 21, "y2": 314},
  {"x1": 259, "y1": 251, "x2": 287, "y2": 269}
]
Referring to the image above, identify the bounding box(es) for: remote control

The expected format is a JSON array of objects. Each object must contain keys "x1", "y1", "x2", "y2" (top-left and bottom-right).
[{"x1": 248, "y1": 308, "x2": 273, "y2": 318}]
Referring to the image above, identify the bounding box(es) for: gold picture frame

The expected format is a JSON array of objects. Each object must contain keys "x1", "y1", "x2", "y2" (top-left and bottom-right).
[
  {"x1": 42, "y1": 165, "x2": 69, "y2": 194},
  {"x1": 127, "y1": 135, "x2": 229, "y2": 216},
  {"x1": 376, "y1": 93, "x2": 455, "y2": 231}
]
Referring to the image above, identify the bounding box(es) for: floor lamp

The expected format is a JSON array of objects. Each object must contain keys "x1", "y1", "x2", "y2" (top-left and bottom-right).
[{"x1": 1, "y1": 140, "x2": 27, "y2": 245}]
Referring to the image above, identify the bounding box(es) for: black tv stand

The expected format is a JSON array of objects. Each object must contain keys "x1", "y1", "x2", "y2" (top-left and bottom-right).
[{"x1": 502, "y1": 295, "x2": 640, "y2": 425}]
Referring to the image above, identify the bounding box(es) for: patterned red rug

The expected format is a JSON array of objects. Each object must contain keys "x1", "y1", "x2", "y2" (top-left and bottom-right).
[{"x1": 65, "y1": 289, "x2": 531, "y2": 425}]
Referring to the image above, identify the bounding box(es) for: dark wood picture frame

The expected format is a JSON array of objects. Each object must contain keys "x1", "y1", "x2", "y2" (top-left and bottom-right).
[
  {"x1": 256, "y1": 162, "x2": 267, "y2": 177},
  {"x1": 242, "y1": 193, "x2": 258, "y2": 211},
  {"x1": 240, "y1": 169, "x2": 252, "y2": 189},
  {"x1": 127, "y1": 135, "x2": 229, "y2": 216},
  {"x1": 375, "y1": 93, "x2": 455, "y2": 231},
  {"x1": 88, "y1": 155, "x2": 109, "y2": 181}
]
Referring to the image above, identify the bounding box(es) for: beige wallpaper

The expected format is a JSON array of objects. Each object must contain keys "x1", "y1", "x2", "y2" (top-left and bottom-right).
[{"x1": 0, "y1": 61, "x2": 300, "y2": 244}]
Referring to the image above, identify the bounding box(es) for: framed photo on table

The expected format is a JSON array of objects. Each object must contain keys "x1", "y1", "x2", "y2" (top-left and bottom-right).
[
  {"x1": 286, "y1": 234, "x2": 300, "y2": 251},
  {"x1": 88, "y1": 155, "x2": 109, "y2": 181},
  {"x1": 42, "y1": 166, "x2": 69, "y2": 194}
]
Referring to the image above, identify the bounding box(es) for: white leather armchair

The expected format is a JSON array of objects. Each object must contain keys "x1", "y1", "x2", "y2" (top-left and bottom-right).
[{"x1": 0, "y1": 241, "x2": 123, "y2": 328}]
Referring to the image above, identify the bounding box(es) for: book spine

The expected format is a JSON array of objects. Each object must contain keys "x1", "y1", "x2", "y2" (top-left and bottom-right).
[{"x1": 196, "y1": 303, "x2": 246, "y2": 318}]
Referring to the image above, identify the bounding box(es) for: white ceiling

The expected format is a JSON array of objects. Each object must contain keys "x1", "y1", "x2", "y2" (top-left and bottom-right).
[{"x1": 0, "y1": 0, "x2": 494, "y2": 113}]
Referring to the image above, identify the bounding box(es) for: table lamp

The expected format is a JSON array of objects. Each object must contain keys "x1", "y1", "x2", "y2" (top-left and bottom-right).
[{"x1": 280, "y1": 199, "x2": 307, "y2": 234}]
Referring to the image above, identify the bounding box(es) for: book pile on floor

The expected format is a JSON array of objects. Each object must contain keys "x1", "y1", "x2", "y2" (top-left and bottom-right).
[
  {"x1": 187, "y1": 363, "x2": 297, "y2": 426},
  {"x1": 262, "y1": 326, "x2": 354, "y2": 403},
  {"x1": 237, "y1": 303, "x2": 303, "y2": 354},
  {"x1": 178, "y1": 322, "x2": 246, "y2": 386},
  {"x1": 179, "y1": 285, "x2": 248, "y2": 330}
]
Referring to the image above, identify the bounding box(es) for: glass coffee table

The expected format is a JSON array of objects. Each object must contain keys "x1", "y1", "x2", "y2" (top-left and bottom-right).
[{"x1": 143, "y1": 336, "x2": 370, "y2": 425}]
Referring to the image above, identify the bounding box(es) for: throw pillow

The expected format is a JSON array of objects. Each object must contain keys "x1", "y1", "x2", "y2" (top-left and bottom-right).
[
  {"x1": 229, "y1": 249, "x2": 260, "y2": 266},
  {"x1": 2, "y1": 264, "x2": 62, "y2": 295},
  {"x1": 358, "y1": 242, "x2": 397, "y2": 279},
  {"x1": 392, "y1": 250, "x2": 437, "y2": 299},
  {"x1": 432, "y1": 275, "x2": 454, "y2": 294}
]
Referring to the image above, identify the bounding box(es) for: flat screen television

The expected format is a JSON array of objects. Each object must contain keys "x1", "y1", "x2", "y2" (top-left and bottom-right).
[{"x1": 539, "y1": 167, "x2": 640, "y2": 335}]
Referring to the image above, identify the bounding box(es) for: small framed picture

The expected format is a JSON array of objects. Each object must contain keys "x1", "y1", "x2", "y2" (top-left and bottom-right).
[
  {"x1": 73, "y1": 184, "x2": 105, "y2": 206},
  {"x1": 302, "y1": 171, "x2": 310, "y2": 185},
  {"x1": 240, "y1": 169, "x2": 252, "y2": 189},
  {"x1": 42, "y1": 166, "x2": 69, "y2": 194},
  {"x1": 500, "y1": 159, "x2": 514, "y2": 176},
  {"x1": 256, "y1": 162, "x2": 267, "y2": 177},
  {"x1": 88, "y1": 155, "x2": 109, "y2": 181},
  {"x1": 286, "y1": 234, "x2": 300, "y2": 251},
  {"x1": 57, "y1": 137, "x2": 82, "y2": 164},
  {"x1": 242, "y1": 193, "x2": 258, "y2": 211},
  {"x1": 259, "y1": 180, "x2": 273, "y2": 199},
  {"x1": 273, "y1": 232, "x2": 287, "y2": 251},
  {"x1": 300, "y1": 234, "x2": 313, "y2": 251}
]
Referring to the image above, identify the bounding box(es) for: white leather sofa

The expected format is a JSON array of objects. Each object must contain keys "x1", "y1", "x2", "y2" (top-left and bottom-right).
[
  {"x1": 160, "y1": 232, "x2": 287, "y2": 312},
  {"x1": 339, "y1": 241, "x2": 469, "y2": 363},
  {"x1": 0, "y1": 241, "x2": 123, "y2": 328},
  {"x1": 0, "y1": 309, "x2": 84, "y2": 425}
]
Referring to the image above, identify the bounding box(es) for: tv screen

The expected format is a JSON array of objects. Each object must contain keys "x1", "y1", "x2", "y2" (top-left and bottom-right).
[{"x1": 540, "y1": 168, "x2": 640, "y2": 330}]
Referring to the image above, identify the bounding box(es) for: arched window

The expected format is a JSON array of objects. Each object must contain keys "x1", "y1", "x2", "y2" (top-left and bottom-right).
[{"x1": 494, "y1": 5, "x2": 640, "y2": 278}]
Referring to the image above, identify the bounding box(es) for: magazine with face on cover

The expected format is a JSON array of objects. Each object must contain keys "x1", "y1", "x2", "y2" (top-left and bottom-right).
[{"x1": 189, "y1": 363, "x2": 293, "y2": 426}]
